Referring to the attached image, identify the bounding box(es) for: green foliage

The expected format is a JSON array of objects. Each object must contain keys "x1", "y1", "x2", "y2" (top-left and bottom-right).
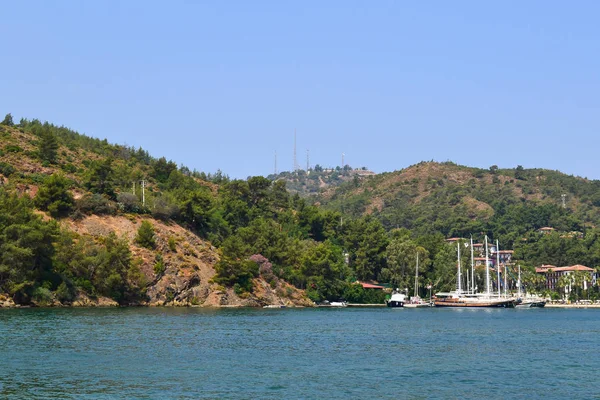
[
  {"x1": 34, "y1": 173, "x2": 74, "y2": 218},
  {"x1": 4, "y1": 145, "x2": 23, "y2": 153},
  {"x1": 342, "y1": 283, "x2": 387, "y2": 304},
  {"x1": 85, "y1": 158, "x2": 116, "y2": 199},
  {"x1": 0, "y1": 162, "x2": 15, "y2": 177},
  {"x1": 168, "y1": 236, "x2": 177, "y2": 252},
  {"x1": 0, "y1": 189, "x2": 58, "y2": 303},
  {"x1": 1, "y1": 113, "x2": 14, "y2": 126},
  {"x1": 76, "y1": 194, "x2": 117, "y2": 215},
  {"x1": 38, "y1": 128, "x2": 59, "y2": 164},
  {"x1": 135, "y1": 220, "x2": 156, "y2": 249},
  {"x1": 154, "y1": 254, "x2": 166, "y2": 276},
  {"x1": 213, "y1": 257, "x2": 259, "y2": 293},
  {"x1": 32, "y1": 286, "x2": 53, "y2": 305},
  {"x1": 55, "y1": 281, "x2": 76, "y2": 303}
]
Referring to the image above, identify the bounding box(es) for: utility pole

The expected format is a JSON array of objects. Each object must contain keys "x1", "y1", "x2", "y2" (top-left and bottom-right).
[{"x1": 141, "y1": 180, "x2": 146, "y2": 207}]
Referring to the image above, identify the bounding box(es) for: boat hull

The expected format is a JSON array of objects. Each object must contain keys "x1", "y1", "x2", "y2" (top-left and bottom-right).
[
  {"x1": 387, "y1": 301, "x2": 404, "y2": 308},
  {"x1": 434, "y1": 299, "x2": 516, "y2": 308},
  {"x1": 515, "y1": 301, "x2": 546, "y2": 308}
]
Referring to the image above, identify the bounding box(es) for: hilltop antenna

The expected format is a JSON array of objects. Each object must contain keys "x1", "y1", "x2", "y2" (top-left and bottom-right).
[
  {"x1": 561, "y1": 194, "x2": 566, "y2": 209},
  {"x1": 274, "y1": 151, "x2": 278, "y2": 175},
  {"x1": 293, "y1": 129, "x2": 297, "y2": 172},
  {"x1": 342, "y1": 152, "x2": 345, "y2": 168},
  {"x1": 306, "y1": 149, "x2": 310, "y2": 172}
]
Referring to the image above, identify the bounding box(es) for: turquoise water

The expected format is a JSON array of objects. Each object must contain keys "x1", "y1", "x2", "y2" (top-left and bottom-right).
[{"x1": 0, "y1": 307, "x2": 598, "y2": 399}]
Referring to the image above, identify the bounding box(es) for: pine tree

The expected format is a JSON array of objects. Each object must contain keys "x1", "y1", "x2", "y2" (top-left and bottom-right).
[
  {"x1": 39, "y1": 128, "x2": 59, "y2": 164},
  {"x1": 135, "y1": 220, "x2": 156, "y2": 249},
  {"x1": 1, "y1": 113, "x2": 14, "y2": 126}
]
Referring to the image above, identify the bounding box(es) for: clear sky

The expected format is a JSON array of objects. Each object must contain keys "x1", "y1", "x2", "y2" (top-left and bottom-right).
[{"x1": 2, "y1": 1, "x2": 600, "y2": 179}]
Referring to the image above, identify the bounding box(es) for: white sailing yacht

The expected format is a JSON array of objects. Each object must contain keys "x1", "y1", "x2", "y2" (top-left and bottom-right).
[
  {"x1": 434, "y1": 236, "x2": 516, "y2": 308},
  {"x1": 405, "y1": 253, "x2": 430, "y2": 308}
]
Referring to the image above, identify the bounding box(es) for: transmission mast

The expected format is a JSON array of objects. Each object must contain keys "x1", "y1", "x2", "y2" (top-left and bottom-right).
[
  {"x1": 306, "y1": 149, "x2": 310, "y2": 172},
  {"x1": 293, "y1": 129, "x2": 297, "y2": 172}
]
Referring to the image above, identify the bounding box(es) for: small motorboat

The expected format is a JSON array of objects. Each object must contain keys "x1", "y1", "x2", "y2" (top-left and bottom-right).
[{"x1": 386, "y1": 289, "x2": 406, "y2": 308}]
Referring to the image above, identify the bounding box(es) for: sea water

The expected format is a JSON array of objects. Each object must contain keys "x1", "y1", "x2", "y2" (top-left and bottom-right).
[{"x1": 0, "y1": 307, "x2": 597, "y2": 399}]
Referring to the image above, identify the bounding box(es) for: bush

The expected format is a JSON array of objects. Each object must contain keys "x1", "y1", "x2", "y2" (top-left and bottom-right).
[
  {"x1": 32, "y1": 287, "x2": 53, "y2": 305},
  {"x1": 55, "y1": 281, "x2": 76, "y2": 304},
  {"x1": 4, "y1": 145, "x2": 22, "y2": 153},
  {"x1": 168, "y1": 236, "x2": 177, "y2": 252},
  {"x1": 117, "y1": 192, "x2": 143, "y2": 213},
  {"x1": 76, "y1": 194, "x2": 117, "y2": 215},
  {"x1": 154, "y1": 254, "x2": 166, "y2": 275},
  {"x1": 136, "y1": 220, "x2": 156, "y2": 249},
  {"x1": 0, "y1": 161, "x2": 15, "y2": 177},
  {"x1": 34, "y1": 173, "x2": 74, "y2": 218},
  {"x1": 61, "y1": 163, "x2": 77, "y2": 173}
]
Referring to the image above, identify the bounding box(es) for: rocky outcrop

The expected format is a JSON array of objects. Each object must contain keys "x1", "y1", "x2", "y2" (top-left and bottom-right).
[
  {"x1": 72, "y1": 293, "x2": 119, "y2": 307},
  {"x1": 63, "y1": 215, "x2": 312, "y2": 308}
]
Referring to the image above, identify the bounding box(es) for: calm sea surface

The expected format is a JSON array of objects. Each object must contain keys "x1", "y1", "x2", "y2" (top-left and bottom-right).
[{"x1": 0, "y1": 307, "x2": 598, "y2": 399}]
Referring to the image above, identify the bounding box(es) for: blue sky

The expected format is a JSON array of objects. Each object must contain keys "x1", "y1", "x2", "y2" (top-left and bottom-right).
[{"x1": 2, "y1": 1, "x2": 600, "y2": 179}]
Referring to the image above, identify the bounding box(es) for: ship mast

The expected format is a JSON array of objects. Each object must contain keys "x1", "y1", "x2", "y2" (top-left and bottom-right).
[
  {"x1": 485, "y1": 236, "x2": 490, "y2": 296},
  {"x1": 518, "y1": 265, "x2": 522, "y2": 298},
  {"x1": 414, "y1": 252, "x2": 419, "y2": 298},
  {"x1": 504, "y1": 261, "x2": 508, "y2": 297},
  {"x1": 470, "y1": 235, "x2": 475, "y2": 293},
  {"x1": 457, "y1": 242, "x2": 462, "y2": 294},
  {"x1": 496, "y1": 240, "x2": 501, "y2": 298}
]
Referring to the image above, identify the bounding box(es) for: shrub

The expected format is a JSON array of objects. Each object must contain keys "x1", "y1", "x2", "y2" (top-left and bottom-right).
[
  {"x1": 55, "y1": 281, "x2": 76, "y2": 304},
  {"x1": 154, "y1": 254, "x2": 166, "y2": 275},
  {"x1": 168, "y1": 236, "x2": 177, "y2": 252},
  {"x1": 76, "y1": 194, "x2": 117, "y2": 215},
  {"x1": 117, "y1": 192, "x2": 143, "y2": 213},
  {"x1": 34, "y1": 173, "x2": 74, "y2": 218},
  {"x1": 4, "y1": 145, "x2": 22, "y2": 153},
  {"x1": 136, "y1": 220, "x2": 156, "y2": 249},
  {"x1": 0, "y1": 161, "x2": 15, "y2": 177},
  {"x1": 32, "y1": 287, "x2": 53, "y2": 305}
]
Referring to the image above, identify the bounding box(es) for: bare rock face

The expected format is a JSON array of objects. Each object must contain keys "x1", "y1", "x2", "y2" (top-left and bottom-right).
[
  {"x1": 72, "y1": 293, "x2": 119, "y2": 307},
  {"x1": 65, "y1": 215, "x2": 312, "y2": 308},
  {"x1": 0, "y1": 294, "x2": 15, "y2": 308}
]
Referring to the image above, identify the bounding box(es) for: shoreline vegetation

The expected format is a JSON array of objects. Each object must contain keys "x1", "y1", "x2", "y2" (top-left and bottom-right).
[{"x1": 2, "y1": 117, "x2": 600, "y2": 309}]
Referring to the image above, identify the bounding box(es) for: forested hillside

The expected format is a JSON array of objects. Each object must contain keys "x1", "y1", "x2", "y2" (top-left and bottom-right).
[{"x1": 1, "y1": 113, "x2": 600, "y2": 306}]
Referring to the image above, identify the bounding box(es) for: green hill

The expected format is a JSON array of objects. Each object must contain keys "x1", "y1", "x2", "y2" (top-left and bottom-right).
[
  {"x1": 1, "y1": 114, "x2": 599, "y2": 306},
  {"x1": 315, "y1": 161, "x2": 600, "y2": 242}
]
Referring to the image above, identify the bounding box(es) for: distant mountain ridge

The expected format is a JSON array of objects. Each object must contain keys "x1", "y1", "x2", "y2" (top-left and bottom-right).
[{"x1": 309, "y1": 161, "x2": 600, "y2": 242}]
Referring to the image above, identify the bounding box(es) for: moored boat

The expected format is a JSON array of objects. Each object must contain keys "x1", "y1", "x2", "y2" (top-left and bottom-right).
[
  {"x1": 434, "y1": 292, "x2": 516, "y2": 308},
  {"x1": 386, "y1": 290, "x2": 406, "y2": 308},
  {"x1": 433, "y1": 235, "x2": 517, "y2": 308},
  {"x1": 515, "y1": 299, "x2": 546, "y2": 308}
]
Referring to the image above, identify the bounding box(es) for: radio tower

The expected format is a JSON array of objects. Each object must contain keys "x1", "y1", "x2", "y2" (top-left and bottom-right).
[
  {"x1": 274, "y1": 151, "x2": 278, "y2": 175},
  {"x1": 306, "y1": 149, "x2": 310, "y2": 171},
  {"x1": 342, "y1": 152, "x2": 345, "y2": 168},
  {"x1": 293, "y1": 129, "x2": 297, "y2": 172}
]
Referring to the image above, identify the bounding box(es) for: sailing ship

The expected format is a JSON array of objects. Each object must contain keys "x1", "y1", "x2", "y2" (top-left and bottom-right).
[
  {"x1": 434, "y1": 236, "x2": 516, "y2": 308},
  {"x1": 405, "y1": 253, "x2": 431, "y2": 308}
]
